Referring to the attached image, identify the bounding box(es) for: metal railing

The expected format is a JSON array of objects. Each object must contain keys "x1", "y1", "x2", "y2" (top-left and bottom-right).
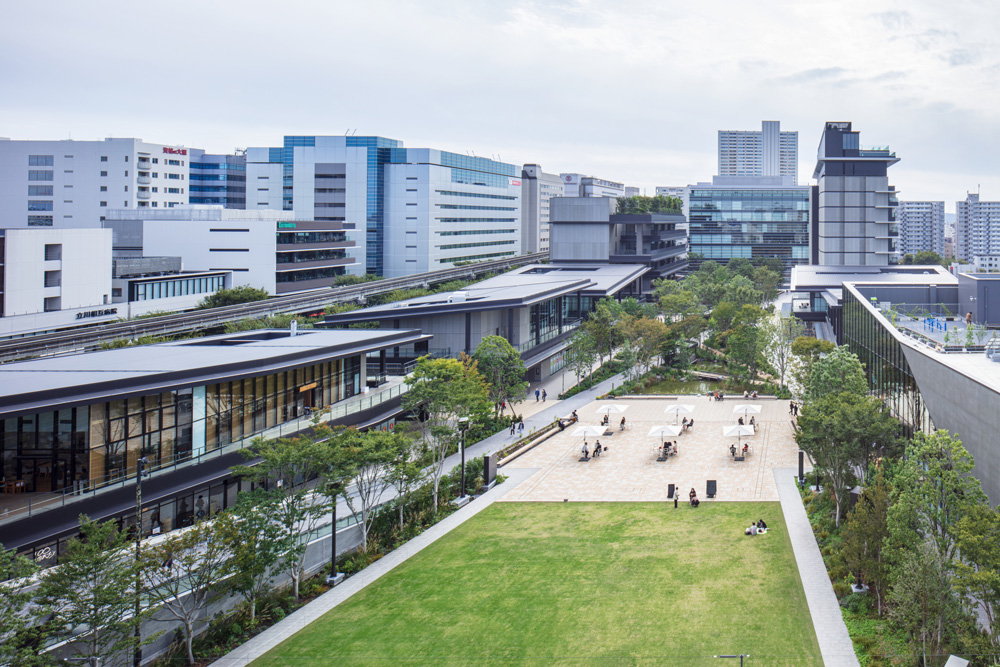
[
  {"x1": 0, "y1": 379, "x2": 411, "y2": 527},
  {"x1": 512, "y1": 319, "x2": 582, "y2": 354}
]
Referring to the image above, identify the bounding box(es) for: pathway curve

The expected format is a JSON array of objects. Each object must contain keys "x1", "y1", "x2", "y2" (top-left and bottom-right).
[
  {"x1": 773, "y1": 467, "x2": 860, "y2": 667},
  {"x1": 207, "y1": 467, "x2": 539, "y2": 667}
]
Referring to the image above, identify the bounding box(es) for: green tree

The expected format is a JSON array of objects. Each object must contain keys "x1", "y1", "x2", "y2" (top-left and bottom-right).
[
  {"x1": 888, "y1": 542, "x2": 963, "y2": 667},
  {"x1": 38, "y1": 516, "x2": 157, "y2": 664},
  {"x1": 722, "y1": 275, "x2": 764, "y2": 309},
  {"x1": 141, "y1": 520, "x2": 230, "y2": 664},
  {"x1": 582, "y1": 299, "x2": 621, "y2": 368},
  {"x1": 196, "y1": 285, "x2": 270, "y2": 309},
  {"x1": 725, "y1": 305, "x2": 769, "y2": 380},
  {"x1": 768, "y1": 315, "x2": 805, "y2": 390},
  {"x1": 403, "y1": 356, "x2": 491, "y2": 510},
  {"x1": 625, "y1": 315, "x2": 669, "y2": 378},
  {"x1": 707, "y1": 301, "x2": 739, "y2": 340},
  {"x1": 385, "y1": 431, "x2": 428, "y2": 530},
  {"x1": 726, "y1": 257, "x2": 755, "y2": 279},
  {"x1": 216, "y1": 489, "x2": 284, "y2": 622},
  {"x1": 232, "y1": 426, "x2": 334, "y2": 599},
  {"x1": 751, "y1": 266, "x2": 781, "y2": 303},
  {"x1": 473, "y1": 335, "x2": 529, "y2": 418},
  {"x1": 658, "y1": 286, "x2": 702, "y2": 323},
  {"x1": 913, "y1": 250, "x2": 946, "y2": 266},
  {"x1": 841, "y1": 470, "x2": 891, "y2": 615},
  {"x1": 336, "y1": 428, "x2": 414, "y2": 552},
  {"x1": 804, "y1": 345, "x2": 868, "y2": 401},
  {"x1": 565, "y1": 329, "x2": 598, "y2": 387},
  {"x1": 614, "y1": 194, "x2": 682, "y2": 214},
  {"x1": 0, "y1": 544, "x2": 54, "y2": 667},
  {"x1": 953, "y1": 503, "x2": 1000, "y2": 647}
]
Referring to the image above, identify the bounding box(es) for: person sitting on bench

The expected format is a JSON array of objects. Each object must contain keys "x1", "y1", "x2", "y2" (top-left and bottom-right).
[
  {"x1": 571, "y1": 410, "x2": 579, "y2": 423},
  {"x1": 730, "y1": 443, "x2": 737, "y2": 457},
  {"x1": 687, "y1": 419, "x2": 694, "y2": 430},
  {"x1": 749, "y1": 416, "x2": 756, "y2": 427},
  {"x1": 742, "y1": 443, "x2": 749, "y2": 456},
  {"x1": 682, "y1": 417, "x2": 689, "y2": 428},
  {"x1": 601, "y1": 414, "x2": 609, "y2": 426},
  {"x1": 594, "y1": 441, "x2": 603, "y2": 457},
  {"x1": 738, "y1": 416, "x2": 745, "y2": 426},
  {"x1": 581, "y1": 442, "x2": 590, "y2": 460},
  {"x1": 619, "y1": 416, "x2": 627, "y2": 431}
]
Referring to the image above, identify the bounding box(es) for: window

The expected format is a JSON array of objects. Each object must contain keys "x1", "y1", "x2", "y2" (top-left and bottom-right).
[
  {"x1": 28, "y1": 155, "x2": 54, "y2": 166},
  {"x1": 124, "y1": 171, "x2": 128, "y2": 177},
  {"x1": 100, "y1": 185, "x2": 107, "y2": 192},
  {"x1": 152, "y1": 158, "x2": 158, "y2": 164},
  {"x1": 28, "y1": 185, "x2": 53, "y2": 196},
  {"x1": 100, "y1": 201, "x2": 107, "y2": 207},
  {"x1": 28, "y1": 170, "x2": 53, "y2": 181},
  {"x1": 100, "y1": 171, "x2": 108, "y2": 177},
  {"x1": 167, "y1": 173, "x2": 181, "y2": 180},
  {"x1": 44, "y1": 244, "x2": 62, "y2": 260},
  {"x1": 100, "y1": 156, "x2": 108, "y2": 162},
  {"x1": 152, "y1": 187, "x2": 158, "y2": 193},
  {"x1": 167, "y1": 187, "x2": 180, "y2": 194},
  {"x1": 152, "y1": 172, "x2": 158, "y2": 178},
  {"x1": 167, "y1": 159, "x2": 181, "y2": 166},
  {"x1": 28, "y1": 215, "x2": 53, "y2": 226},
  {"x1": 28, "y1": 201, "x2": 53, "y2": 211},
  {"x1": 124, "y1": 186, "x2": 129, "y2": 192},
  {"x1": 124, "y1": 155, "x2": 128, "y2": 162}
]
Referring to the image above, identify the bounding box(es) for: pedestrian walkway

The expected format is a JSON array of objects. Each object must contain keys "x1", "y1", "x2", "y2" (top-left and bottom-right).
[
  {"x1": 773, "y1": 467, "x2": 860, "y2": 667},
  {"x1": 207, "y1": 467, "x2": 539, "y2": 667}
]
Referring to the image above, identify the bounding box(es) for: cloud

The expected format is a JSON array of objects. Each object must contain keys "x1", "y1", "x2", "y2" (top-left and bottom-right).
[
  {"x1": 943, "y1": 48, "x2": 981, "y2": 67},
  {"x1": 871, "y1": 10, "x2": 912, "y2": 30},
  {"x1": 768, "y1": 67, "x2": 848, "y2": 86}
]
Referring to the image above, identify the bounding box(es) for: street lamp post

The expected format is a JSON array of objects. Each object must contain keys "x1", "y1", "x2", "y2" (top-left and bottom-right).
[
  {"x1": 327, "y1": 481, "x2": 344, "y2": 586},
  {"x1": 134, "y1": 456, "x2": 149, "y2": 667},
  {"x1": 458, "y1": 417, "x2": 469, "y2": 500}
]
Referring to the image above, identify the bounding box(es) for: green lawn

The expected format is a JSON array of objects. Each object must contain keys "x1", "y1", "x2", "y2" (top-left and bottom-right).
[{"x1": 255, "y1": 502, "x2": 820, "y2": 666}]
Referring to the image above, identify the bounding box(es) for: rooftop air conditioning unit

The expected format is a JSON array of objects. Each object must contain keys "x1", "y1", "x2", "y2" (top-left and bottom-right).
[{"x1": 448, "y1": 291, "x2": 469, "y2": 303}]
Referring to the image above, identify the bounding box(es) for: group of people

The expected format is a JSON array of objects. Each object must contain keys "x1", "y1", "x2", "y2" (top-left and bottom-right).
[
  {"x1": 742, "y1": 390, "x2": 759, "y2": 399},
  {"x1": 534, "y1": 388, "x2": 547, "y2": 402},
  {"x1": 681, "y1": 417, "x2": 694, "y2": 431},
  {"x1": 729, "y1": 443, "x2": 749, "y2": 457},
  {"x1": 788, "y1": 402, "x2": 799, "y2": 417},
  {"x1": 509, "y1": 417, "x2": 525, "y2": 436},
  {"x1": 736, "y1": 416, "x2": 756, "y2": 427},
  {"x1": 660, "y1": 440, "x2": 678, "y2": 457},
  {"x1": 581, "y1": 440, "x2": 604, "y2": 460},
  {"x1": 744, "y1": 519, "x2": 768, "y2": 535},
  {"x1": 710, "y1": 390, "x2": 726, "y2": 401}
]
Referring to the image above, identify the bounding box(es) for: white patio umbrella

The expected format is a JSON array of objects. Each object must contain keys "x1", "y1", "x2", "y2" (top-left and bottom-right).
[
  {"x1": 648, "y1": 424, "x2": 683, "y2": 446},
  {"x1": 596, "y1": 404, "x2": 629, "y2": 418},
  {"x1": 664, "y1": 404, "x2": 695, "y2": 424},
  {"x1": 732, "y1": 404, "x2": 762, "y2": 419},
  {"x1": 723, "y1": 424, "x2": 756, "y2": 448},
  {"x1": 572, "y1": 425, "x2": 605, "y2": 443}
]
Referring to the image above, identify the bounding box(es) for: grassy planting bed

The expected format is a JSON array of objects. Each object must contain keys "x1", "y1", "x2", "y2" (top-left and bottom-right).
[{"x1": 255, "y1": 502, "x2": 819, "y2": 666}]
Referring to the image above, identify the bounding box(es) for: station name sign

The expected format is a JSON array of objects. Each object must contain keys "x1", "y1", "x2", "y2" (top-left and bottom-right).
[
  {"x1": 163, "y1": 147, "x2": 188, "y2": 155},
  {"x1": 77, "y1": 308, "x2": 118, "y2": 319}
]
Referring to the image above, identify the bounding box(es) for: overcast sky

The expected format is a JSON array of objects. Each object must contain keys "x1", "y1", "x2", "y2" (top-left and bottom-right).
[{"x1": 3, "y1": 0, "x2": 997, "y2": 212}]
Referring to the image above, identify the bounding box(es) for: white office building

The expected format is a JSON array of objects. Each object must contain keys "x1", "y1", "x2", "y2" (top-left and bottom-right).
[
  {"x1": 0, "y1": 138, "x2": 196, "y2": 229},
  {"x1": 655, "y1": 186, "x2": 689, "y2": 215},
  {"x1": 956, "y1": 193, "x2": 1000, "y2": 261},
  {"x1": 897, "y1": 201, "x2": 945, "y2": 257},
  {"x1": 103, "y1": 206, "x2": 356, "y2": 294},
  {"x1": 718, "y1": 120, "x2": 798, "y2": 185},
  {"x1": 520, "y1": 164, "x2": 563, "y2": 253},
  {"x1": 560, "y1": 173, "x2": 625, "y2": 198}
]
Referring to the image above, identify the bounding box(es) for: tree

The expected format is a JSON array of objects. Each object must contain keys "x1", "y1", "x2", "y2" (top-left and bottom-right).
[
  {"x1": 196, "y1": 285, "x2": 270, "y2": 309},
  {"x1": 232, "y1": 426, "x2": 334, "y2": 599},
  {"x1": 751, "y1": 266, "x2": 781, "y2": 303},
  {"x1": 726, "y1": 257, "x2": 755, "y2": 279},
  {"x1": 725, "y1": 305, "x2": 770, "y2": 381},
  {"x1": 796, "y1": 393, "x2": 892, "y2": 527},
  {"x1": 913, "y1": 250, "x2": 946, "y2": 267},
  {"x1": 565, "y1": 329, "x2": 598, "y2": 387},
  {"x1": 625, "y1": 315, "x2": 669, "y2": 378},
  {"x1": 891, "y1": 431, "x2": 987, "y2": 564},
  {"x1": 768, "y1": 315, "x2": 805, "y2": 390},
  {"x1": 658, "y1": 286, "x2": 701, "y2": 324},
  {"x1": 336, "y1": 428, "x2": 413, "y2": 552},
  {"x1": 38, "y1": 516, "x2": 156, "y2": 664},
  {"x1": 722, "y1": 275, "x2": 764, "y2": 309},
  {"x1": 473, "y1": 335, "x2": 529, "y2": 418},
  {"x1": 888, "y1": 542, "x2": 963, "y2": 667},
  {"x1": 404, "y1": 356, "x2": 491, "y2": 510},
  {"x1": 141, "y1": 520, "x2": 230, "y2": 664},
  {"x1": 953, "y1": 503, "x2": 1000, "y2": 647},
  {"x1": 385, "y1": 433, "x2": 428, "y2": 530},
  {"x1": 216, "y1": 489, "x2": 284, "y2": 622},
  {"x1": 791, "y1": 336, "x2": 835, "y2": 389},
  {"x1": 614, "y1": 194, "x2": 682, "y2": 214},
  {"x1": 0, "y1": 544, "x2": 54, "y2": 667},
  {"x1": 841, "y1": 470, "x2": 891, "y2": 615},
  {"x1": 582, "y1": 300, "x2": 621, "y2": 368},
  {"x1": 804, "y1": 345, "x2": 868, "y2": 401}
]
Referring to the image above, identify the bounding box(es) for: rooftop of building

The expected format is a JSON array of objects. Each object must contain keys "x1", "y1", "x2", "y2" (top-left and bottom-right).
[
  {"x1": 322, "y1": 263, "x2": 649, "y2": 324},
  {"x1": 102, "y1": 205, "x2": 295, "y2": 221},
  {"x1": 0, "y1": 328, "x2": 427, "y2": 417},
  {"x1": 791, "y1": 264, "x2": 956, "y2": 291}
]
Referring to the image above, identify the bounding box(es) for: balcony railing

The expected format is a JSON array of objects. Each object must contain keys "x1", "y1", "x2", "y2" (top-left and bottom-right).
[{"x1": 512, "y1": 318, "x2": 582, "y2": 354}]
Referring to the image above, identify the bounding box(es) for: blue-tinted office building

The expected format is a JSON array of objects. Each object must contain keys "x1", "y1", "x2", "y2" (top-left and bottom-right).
[
  {"x1": 188, "y1": 152, "x2": 246, "y2": 208},
  {"x1": 687, "y1": 175, "x2": 810, "y2": 281}
]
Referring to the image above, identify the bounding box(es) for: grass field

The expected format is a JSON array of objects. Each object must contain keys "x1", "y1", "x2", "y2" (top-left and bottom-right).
[{"x1": 255, "y1": 502, "x2": 821, "y2": 666}]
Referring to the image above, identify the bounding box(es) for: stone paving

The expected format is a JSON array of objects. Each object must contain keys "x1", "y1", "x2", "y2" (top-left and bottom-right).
[{"x1": 500, "y1": 395, "x2": 807, "y2": 503}]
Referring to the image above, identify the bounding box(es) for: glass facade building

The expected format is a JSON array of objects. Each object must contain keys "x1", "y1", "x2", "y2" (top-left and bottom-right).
[
  {"x1": 189, "y1": 154, "x2": 247, "y2": 208},
  {"x1": 687, "y1": 179, "x2": 810, "y2": 280},
  {"x1": 841, "y1": 284, "x2": 934, "y2": 437}
]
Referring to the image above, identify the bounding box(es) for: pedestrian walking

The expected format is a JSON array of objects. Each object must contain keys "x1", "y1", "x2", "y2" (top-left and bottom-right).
[
  {"x1": 510, "y1": 419, "x2": 516, "y2": 436},
  {"x1": 518, "y1": 419, "x2": 524, "y2": 435},
  {"x1": 535, "y1": 388, "x2": 540, "y2": 402},
  {"x1": 542, "y1": 389, "x2": 547, "y2": 402}
]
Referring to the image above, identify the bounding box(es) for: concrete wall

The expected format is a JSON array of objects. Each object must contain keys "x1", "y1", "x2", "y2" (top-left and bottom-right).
[{"x1": 902, "y1": 345, "x2": 1000, "y2": 504}]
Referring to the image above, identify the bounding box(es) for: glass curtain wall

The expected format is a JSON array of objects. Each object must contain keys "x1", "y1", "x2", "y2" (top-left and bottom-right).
[{"x1": 842, "y1": 287, "x2": 934, "y2": 437}]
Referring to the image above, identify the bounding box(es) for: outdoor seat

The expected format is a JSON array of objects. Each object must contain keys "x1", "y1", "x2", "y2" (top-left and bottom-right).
[{"x1": 706, "y1": 480, "x2": 717, "y2": 498}]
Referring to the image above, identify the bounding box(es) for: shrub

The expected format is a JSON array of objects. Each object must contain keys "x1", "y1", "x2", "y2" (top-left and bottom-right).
[{"x1": 832, "y1": 582, "x2": 851, "y2": 598}]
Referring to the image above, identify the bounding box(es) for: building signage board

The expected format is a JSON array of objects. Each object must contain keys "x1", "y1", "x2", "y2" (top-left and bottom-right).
[{"x1": 76, "y1": 308, "x2": 118, "y2": 319}]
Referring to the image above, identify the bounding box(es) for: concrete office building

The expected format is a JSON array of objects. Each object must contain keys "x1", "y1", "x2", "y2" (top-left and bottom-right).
[
  {"x1": 812, "y1": 122, "x2": 900, "y2": 266},
  {"x1": 560, "y1": 173, "x2": 626, "y2": 198},
  {"x1": 520, "y1": 164, "x2": 563, "y2": 253},
  {"x1": 686, "y1": 176, "x2": 809, "y2": 281},
  {"x1": 897, "y1": 201, "x2": 945, "y2": 258},
  {"x1": 0, "y1": 327, "x2": 428, "y2": 564},
  {"x1": 246, "y1": 136, "x2": 520, "y2": 277},
  {"x1": 956, "y1": 193, "x2": 1000, "y2": 262},
  {"x1": 103, "y1": 206, "x2": 356, "y2": 294},
  {"x1": 321, "y1": 263, "x2": 647, "y2": 382},
  {"x1": 718, "y1": 120, "x2": 799, "y2": 185},
  {"x1": 549, "y1": 197, "x2": 687, "y2": 291},
  {"x1": 0, "y1": 138, "x2": 199, "y2": 229}
]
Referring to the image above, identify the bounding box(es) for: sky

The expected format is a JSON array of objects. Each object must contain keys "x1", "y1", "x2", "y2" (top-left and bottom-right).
[{"x1": 2, "y1": 0, "x2": 998, "y2": 212}]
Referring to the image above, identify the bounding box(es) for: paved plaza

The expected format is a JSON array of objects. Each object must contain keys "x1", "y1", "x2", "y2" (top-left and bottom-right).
[{"x1": 501, "y1": 395, "x2": 808, "y2": 503}]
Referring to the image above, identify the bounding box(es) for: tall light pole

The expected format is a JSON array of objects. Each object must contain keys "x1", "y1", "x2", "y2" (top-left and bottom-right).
[
  {"x1": 458, "y1": 417, "x2": 469, "y2": 500},
  {"x1": 134, "y1": 456, "x2": 149, "y2": 667}
]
